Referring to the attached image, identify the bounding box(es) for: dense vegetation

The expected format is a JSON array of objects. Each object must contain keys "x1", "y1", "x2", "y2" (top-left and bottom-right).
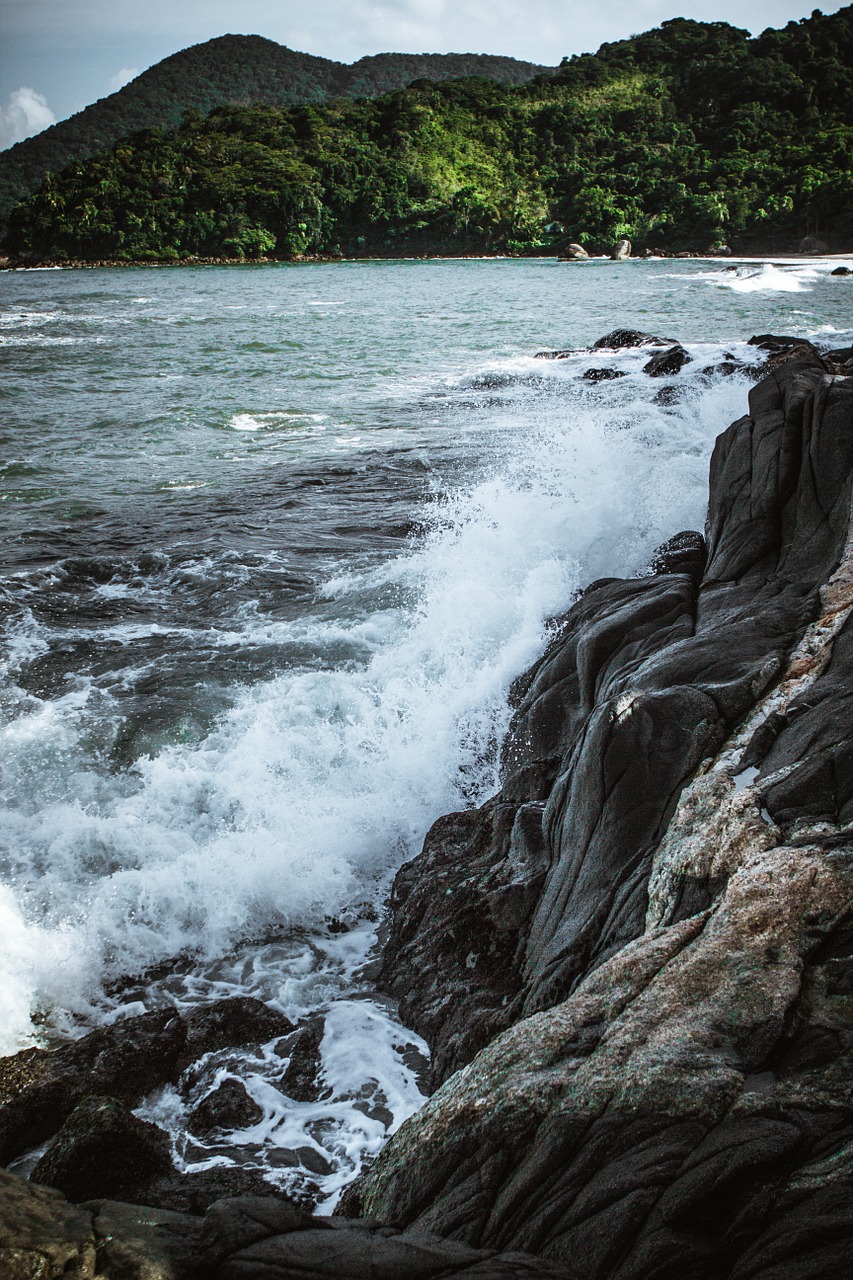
[
  {"x1": 5, "y1": 8, "x2": 853, "y2": 262},
  {"x1": 0, "y1": 37, "x2": 550, "y2": 226}
]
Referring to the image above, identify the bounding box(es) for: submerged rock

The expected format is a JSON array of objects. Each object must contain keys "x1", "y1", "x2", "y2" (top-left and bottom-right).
[
  {"x1": 642, "y1": 343, "x2": 691, "y2": 376},
  {"x1": 188, "y1": 1079, "x2": 264, "y2": 1135}
]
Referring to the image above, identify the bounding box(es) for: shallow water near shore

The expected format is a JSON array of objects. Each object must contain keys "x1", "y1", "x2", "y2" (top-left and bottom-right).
[{"x1": 2, "y1": 255, "x2": 851, "y2": 1204}]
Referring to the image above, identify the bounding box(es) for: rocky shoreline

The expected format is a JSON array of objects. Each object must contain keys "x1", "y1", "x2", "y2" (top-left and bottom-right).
[
  {"x1": 2, "y1": 249, "x2": 852, "y2": 271},
  {"x1": 2, "y1": 333, "x2": 852, "y2": 1277}
]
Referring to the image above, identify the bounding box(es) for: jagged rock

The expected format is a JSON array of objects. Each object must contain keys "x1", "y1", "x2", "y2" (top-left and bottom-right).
[
  {"x1": 581, "y1": 367, "x2": 627, "y2": 382},
  {"x1": 278, "y1": 1022, "x2": 325, "y2": 1101},
  {"x1": 0, "y1": 1168, "x2": 97, "y2": 1279},
  {"x1": 380, "y1": 801, "x2": 547, "y2": 1088},
  {"x1": 31, "y1": 1095, "x2": 174, "y2": 1204},
  {"x1": 361, "y1": 356, "x2": 853, "y2": 1271},
  {"x1": 0, "y1": 998, "x2": 292, "y2": 1165},
  {"x1": 0, "y1": 1009, "x2": 185, "y2": 1165},
  {"x1": 647, "y1": 530, "x2": 707, "y2": 579},
  {"x1": 642, "y1": 343, "x2": 691, "y2": 376},
  {"x1": 187, "y1": 1079, "x2": 263, "y2": 1135},
  {"x1": 611, "y1": 238, "x2": 632, "y2": 259}
]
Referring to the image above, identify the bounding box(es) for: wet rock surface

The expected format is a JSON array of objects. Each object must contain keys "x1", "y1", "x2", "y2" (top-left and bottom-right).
[
  {"x1": 188, "y1": 1079, "x2": 264, "y2": 1136},
  {"x1": 0, "y1": 997, "x2": 293, "y2": 1166},
  {"x1": 32, "y1": 1095, "x2": 174, "y2": 1204},
  {"x1": 356, "y1": 353, "x2": 853, "y2": 1274}
]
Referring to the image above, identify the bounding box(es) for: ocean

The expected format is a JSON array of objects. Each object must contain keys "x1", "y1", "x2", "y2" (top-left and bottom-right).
[{"x1": 2, "y1": 254, "x2": 851, "y2": 1205}]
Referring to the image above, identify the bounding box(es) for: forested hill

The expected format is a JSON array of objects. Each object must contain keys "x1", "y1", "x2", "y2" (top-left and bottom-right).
[
  {"x1": 5, "y1": 8, "x2": 853, "y2": 263},
  {"x1": 0, "y1": 36, "x2": 551, "y2": 225}
]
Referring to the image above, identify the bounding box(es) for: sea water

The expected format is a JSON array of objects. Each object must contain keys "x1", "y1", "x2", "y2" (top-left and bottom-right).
[{"x1": 1, "y1": 255, "x2": 851, "y2": 1204}]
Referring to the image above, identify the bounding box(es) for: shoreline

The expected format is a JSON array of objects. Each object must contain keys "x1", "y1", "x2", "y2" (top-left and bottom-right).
[{"x1": 3, "y1": 250, "x2": 853, "y2": 271}]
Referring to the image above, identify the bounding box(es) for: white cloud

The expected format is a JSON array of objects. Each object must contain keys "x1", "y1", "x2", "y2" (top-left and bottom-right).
[
  {"x1": 109, "y1": 67, "x2": 140, "y2": 92},
  {"x1": 0, "y1": 87, "x2": 56, "y2": 151}
]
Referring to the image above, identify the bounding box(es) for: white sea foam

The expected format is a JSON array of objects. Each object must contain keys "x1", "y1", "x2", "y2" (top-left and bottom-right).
[
  {"x1": 138, "y1": 995, "x2": 429, "y2": 1209},
  {"x1": 228, "y1": 411, "x2": 327, "y2": 431},
  {"x1": 0, "y1": 356, "x2": 749, "y2": 1058}
]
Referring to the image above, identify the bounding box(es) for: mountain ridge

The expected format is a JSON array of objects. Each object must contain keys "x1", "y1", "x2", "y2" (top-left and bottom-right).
[{"x1": 0, "y1": 34, "x2": 554, "y2": 226}]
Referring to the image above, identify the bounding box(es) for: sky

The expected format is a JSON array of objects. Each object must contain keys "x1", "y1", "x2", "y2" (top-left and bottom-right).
[{"x1": 0, "y1": 0, "x2": 847, "y2": 149}]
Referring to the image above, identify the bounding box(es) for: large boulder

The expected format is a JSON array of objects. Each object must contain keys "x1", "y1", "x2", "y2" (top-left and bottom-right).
[{"x1": 610, "y1": 238, "x2": 632, "y2": 259}]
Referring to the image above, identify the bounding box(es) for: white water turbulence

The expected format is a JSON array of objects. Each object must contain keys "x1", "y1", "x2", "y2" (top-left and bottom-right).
[
  {"x1": 0, "y1": 345, "x2": 749, "y2": 1047},
  {"x1": 0, "y1": 337, "x2": 762, "y2": 1200},
  {"x1": 7, "y1": 258, "x2": 849, "y2": 1202}
]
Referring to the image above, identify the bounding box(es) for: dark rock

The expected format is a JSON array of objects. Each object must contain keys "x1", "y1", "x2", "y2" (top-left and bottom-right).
[
  {"x1": 361, "y1": 357, "x2": 853, "y2": 1271},
  {"x1": 831, "y1": 265, "x2": 852, "y2": 275},
  {"x1": 380, "y1": 802, "x2": 546, "y2": 1087},
  {"x1": 0, "y1": 997, "x2": 292, "y2": 1166},
  {"x1": 182, "y1": 996, "x2": 294, "y2": 1068},
  {"x1": 89, "y1": 1200, "x2": 204, "y2": 1278},
  {"x1": 533, "y1": 348, "x2": 578, "y2": 360},
  {"x1": 0, "y1": 1008, "x2": 186, "y2": 1165},
  {"x1": 0, "y1": 1168, "x2": 97, "y2": 1279},
  {"x1": 642, "y1": 343, "x2": 691, "y2": 376},
  {"x1": 747, "y1": 333, "x2": 816, "y2": 353},
  {"x1": 31, "y1": 1095, "x2": 173, "y2": 1204},
  {"x1": 140, "y1": 1167, "x2": 290, "y2": 1216},
  {"x1": 187, "y1": 1079, "x2": 263, "y2": 1135},
  {"x1": 799, "y1": 235, "x2": 831, "y2": 254},
  {"x1": 279, "y1": 1021, "x2": 326, "y2": 1101},
  {"x1": 652, "y1": 384, "x2": 686, "y2": 406},
  {"x1": 648, "y1": 530, "x2": 707, "y2": 580},
  {"x1": 592, "y1": 329, "x2": 674, "y2": 350},
  {"x1": 700, "y1": 360, "x2": 742, "y2": 377},
  {"x1": 581, "y1": 367, "x2": 628, "y2": 382},
  {"x1": 611, "y1": 238, "x2": 631, "y2": 260},
  {"x1": 201, "y1": 1195, "x2": 576, "y2": 1278}
]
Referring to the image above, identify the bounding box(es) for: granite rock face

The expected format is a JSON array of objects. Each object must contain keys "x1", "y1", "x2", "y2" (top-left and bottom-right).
[{"x1": 359, "y1": 354, "x2": 853, "y2": 1274}]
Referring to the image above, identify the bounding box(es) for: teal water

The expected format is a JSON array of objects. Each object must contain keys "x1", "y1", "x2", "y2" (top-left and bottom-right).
[{"x1": 1, "y1": 255, "x2": 851, "y2": 1202}]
